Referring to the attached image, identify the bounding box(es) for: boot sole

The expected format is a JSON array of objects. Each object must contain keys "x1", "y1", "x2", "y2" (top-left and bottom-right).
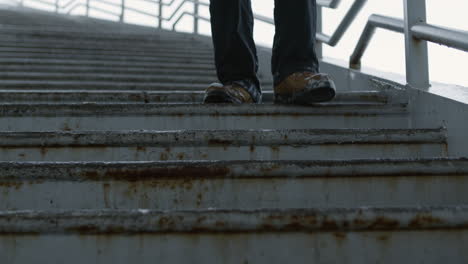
[
  {"x1": 203, "y1": 90, "x2": 238, "y2": 104},
  {"x1": 274, "y1": 80, "x2": 337, "y2": 105}
]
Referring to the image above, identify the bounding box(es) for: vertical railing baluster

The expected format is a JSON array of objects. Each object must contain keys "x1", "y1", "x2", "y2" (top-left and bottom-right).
[
  {"x1": 120, "y1": 0, "x2": 125, "y2": 22},
  {"x1": 86, "y1": 0, "x2": 90, "y2": 17},
  {"x1": 403, "y1": 0, "x2": 430, "y2": 90},
  {"x1": 193, "y1": 0, "x2": 199, "y2": 34},
  {"x1": 316, "y1": 5, "x2": 323, "y2": 59},
  {"x1": 159, "y1": 0, "x2": 163, "y2": 28},
  {"x1": 55, "y1": 0, "x2": 59, "y2": 13}
]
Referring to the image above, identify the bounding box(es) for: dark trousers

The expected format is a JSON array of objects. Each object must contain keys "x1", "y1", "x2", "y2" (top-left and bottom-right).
[{"x1": 209, "y1": 0, "x2": 319, "y2": 102}]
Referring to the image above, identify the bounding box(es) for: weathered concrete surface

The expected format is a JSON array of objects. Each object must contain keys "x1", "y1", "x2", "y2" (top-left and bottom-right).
[
  {"x1": 0, "y1": 128, "x2": 447, "y2": 161},
  {"x1": 0, "y1": 104, "x2": 410, "y2": 131},
  {"x1": 0, "y1": 159, "x2": 467, "y2": 210},
  {"x1": 2, "y1": 231, "x2": 468, "y2": 264},
  {"x1": 0, "y1": 207, "x2": 467, "y2": 233},
  {"x1": 0, "y1": 6, "x2": 467, "y2": 262},
  {"x1": 0, "y1": 90, "x2": 387, "y2": 103}
]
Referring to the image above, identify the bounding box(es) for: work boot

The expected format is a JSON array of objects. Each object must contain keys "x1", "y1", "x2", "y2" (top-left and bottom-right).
[
  {"x1": 203, "y1": 82, "x2": 254, "y2": 104},
  {"x1": 274, "y1": 72, "x2": 336, "y2": 104}
]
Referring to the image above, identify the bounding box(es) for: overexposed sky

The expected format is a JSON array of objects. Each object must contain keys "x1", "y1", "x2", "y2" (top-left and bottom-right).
[{"x1": 5, "y1": 0, "x2": 468, "y2": 87}]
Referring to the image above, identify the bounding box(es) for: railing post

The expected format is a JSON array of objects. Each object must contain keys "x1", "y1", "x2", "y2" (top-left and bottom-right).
[
  {"x1": 193, "y1": 0, "x2": 199, "y2": 34},
  {"x1": 158, "y1": 0, "x2": 163, "y2": 29},
  {"x1": 403, "y1": 0, "x2": 430, "y2": 90},
  {"x1": 316, "y1": 5, "x2": 323, "y2": 59},
  {"x1": 55, "y1": 0, "x2": 59, "y2": 13},
  {"x1": 86, "y1": 0, "x2": 90, "y2": 17},
  {"x1": 120, "y1": 0, "x2": 125, "y2": 22}
]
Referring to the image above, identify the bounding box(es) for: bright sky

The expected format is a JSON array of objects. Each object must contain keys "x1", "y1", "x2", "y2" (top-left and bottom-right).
[{"x1": 5, "y1": 0, "x2": 468, "y2": 87}]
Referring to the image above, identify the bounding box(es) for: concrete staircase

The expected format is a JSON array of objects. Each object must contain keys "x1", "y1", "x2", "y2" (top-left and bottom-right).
[{"x1": 1, "y1": 7, "x2": 468, "y2": 264}]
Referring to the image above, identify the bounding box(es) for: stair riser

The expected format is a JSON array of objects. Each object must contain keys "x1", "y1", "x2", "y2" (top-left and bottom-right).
[
  {"x1": 0, "y1": 35, "x2": 213, "y2": 48},
  {"x1": 0, "y1": 91, "x2": 386, "y2": 104},
  {"x1": 0, "y1": 46, "x2": 214, "y2": 56},
  {"x1": 0, "y1": 59, "x2": 214, "y2": 69},
  {"x1": 0, "y1": 74, "x2": 216, "y2": 84},
  {"x1": 0, "y1": 40, "x2": 213, "y2": 52},
  {"x1": 0, "y1": 66, "x2": 217, "y2": 76},
  {"x1": 0, "y1": 53, "x2": 213, "y2": 64},
  {"x1": 0, "y1": 32, "x2": 212, "y2": 43},
  {"x1": 0, "y1": 82, "x2": 209, "y2": 90},
  {"x1": 0, "y1": 115, "x2": 410, "y2": 131},
  {"x1": 0, "y1": 175, "x2": 465, "y2": 210},
  {"x1": 0, "y1": 144, "x2": 446, "y2": 162},
  {"x1": 1, "y1": 231, "x2": 467, "y2": 264},
  {"x1": 0, "y1": 51, "x2": 214, "y2": 61}
]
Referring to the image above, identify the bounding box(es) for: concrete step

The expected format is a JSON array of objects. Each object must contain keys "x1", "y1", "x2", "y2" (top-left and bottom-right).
[
  {"x1": 0, "y1": 65, "x2": 217, "y2": 76},
  {"x1": 0, "y1": 80, "x2": 211, "y2": 90},
  {"x1": 0, "y1": 73, "x2": 217, "y2": 84},
  {"x1": 0, "y1": 128, "x2": 447, "y2": 161},
  {"x1": 0, "y1": 26, "x2": 213, "y2": 42},
  {"x1": 1, "y1": 207, "x2": 468, "y2": 263},
  {"x1": 0, "y1": 103, "x2": 409, "y2": 131},
  {"x1": 0, "y1": 23, "x2": 184, "y2": 35},
  {"x1": 0, "y1": 58, "x2": 215, "y2": 70},
  {"x1": 0, "y1": 90, "x2": 387, "y2": 104},
  {"x1": 0, "y1": 46, "x2": 214, "y2": 57},
  {"x1": 0, "y1": 158, "x2": 467, "y2": 210},
  {"x1": 0, "y1": 52, "x2": 214, "y2": 64},
  {"x1": 0, "y1": 38, "x2": 214, "y2": 52}
]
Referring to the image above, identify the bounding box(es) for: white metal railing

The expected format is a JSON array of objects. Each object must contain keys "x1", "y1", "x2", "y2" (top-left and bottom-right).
[
  {"x1": 349, "y1": 0, "x2": 468, "y2": 90},
  {"x1": 5, "y1": 0, "x2": 468, "y2": 90}
]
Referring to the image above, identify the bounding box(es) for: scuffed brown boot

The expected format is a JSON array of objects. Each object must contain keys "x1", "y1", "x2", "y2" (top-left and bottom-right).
[
  {"x1": 203, "y1": 82, "x2": 254, "y2": 104},
  {"x1": 274, "y1": 72, "x2": 336, "y2": 104}
]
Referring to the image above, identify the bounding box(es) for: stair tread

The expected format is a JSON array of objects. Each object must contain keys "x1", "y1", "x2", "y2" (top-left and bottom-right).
[
  {"x1": 0, "y1": 128, "x2": 446, "y2": 146},
  {"x1": 0, "y1": 206, "x2": 467, "y2": 234},
  {"x1": 1, "y1": 158, "x2": 467, "y2": 180},
  {"x1": 0, "y1": 103, "x2": 407, "y2": 116}
]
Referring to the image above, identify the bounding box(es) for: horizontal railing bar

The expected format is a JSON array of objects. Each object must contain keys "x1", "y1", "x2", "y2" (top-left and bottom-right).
[
  {"x1": 317, "y1": 0, "x2": 341, "y2": 9},
  {"x1": 123, "y1": 6, "x2": 159, "y2": 18},
  {"x1": 253, "y1": 14, "x2": 274, "y2": 25},
  {"x1": 349, "y1": 15, "x2": 404, "y2": 69},
  {"x1": 66, "y1": 3, "x2": 120, "y2": 17},
  {"x1": 316, "y1": 0, "x2": 367, "y2": 46},
  {"x1": 61, "y1": 0, "x2": 77, "y2": 9},
  {"x1": 172, "y1": 11, "x2": 209, "y2": 31},
  {"x1": 27, "y1": 0, "x2": 55, "y2": 7},
  {"x1": 412, "y1": 23, "x2": 468, "y2": 52}
]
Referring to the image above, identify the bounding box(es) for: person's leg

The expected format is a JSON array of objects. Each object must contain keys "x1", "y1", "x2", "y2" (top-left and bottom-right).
[
  {"x1": 207, "y1": 0, "x2": 262, "y2": 103},
  {"x1": 272, "y1": 0, "x2": 319, "y2": 85},
  {"x1": 272, "y1": 0, "x2": 335, "y2": 104}
]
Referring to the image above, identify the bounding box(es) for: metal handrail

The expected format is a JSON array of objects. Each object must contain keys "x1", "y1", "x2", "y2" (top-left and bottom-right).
[
  {"x1": 317, "y1": 0, "x2": 367, "y2": 46},
  {"x1": 12, "y1": 0, "x2": 467, "y2": 90},
  {"x1": 349, "y1": 0, "x2": 468, "y2": 90}
]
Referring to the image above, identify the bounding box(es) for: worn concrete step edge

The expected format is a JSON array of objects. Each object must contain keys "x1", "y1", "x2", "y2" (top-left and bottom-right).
[
  {"x1": 0, "y1": 24, "x2": 211, "y2": 37},
  {"x1": 0, "y1": 58, "x2": 214, "y2": 69},
  {"x1": 0, "y1": 73, "x2": 219, "y2": 83},
  {"x1": 0, "y1": 103, "x2": 408, "y2": 117},
  {"x1": 1, "y1": 158, "x2": 467, "y2": 181},
  {"x1": 0, "y1": 39, "x2": 213, "y2": 52},
  {"x1": 0, "y1": 27, "x2": 214, "y2": 42},
  {"x1": 0, "y1": 128, "x2": 446, "y2": 147},
  {"x1": 0, "y1": 25, "x2": 204, "y2": 37},
  {"x1": 0, "y1": 207, "x2": 467, "y2": 234},
  {"x1": 0, "y1": 43, "x2": 214, "y2": 54},
  {"x1": 0, "y1": 53, "x2": 214, "y2": 63},
  {"x1": 0, "y1": 90, "x2": 386, "y2": 104},
  {"x1": 0, "y1": 49, "x2": 214, "y2": 60},
  {"x1": 0, "y1": 66, "x2": 217, "y2": 75},
  {"x1": 0, "y1": 81, "x2": 211, "y2": 90}
]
